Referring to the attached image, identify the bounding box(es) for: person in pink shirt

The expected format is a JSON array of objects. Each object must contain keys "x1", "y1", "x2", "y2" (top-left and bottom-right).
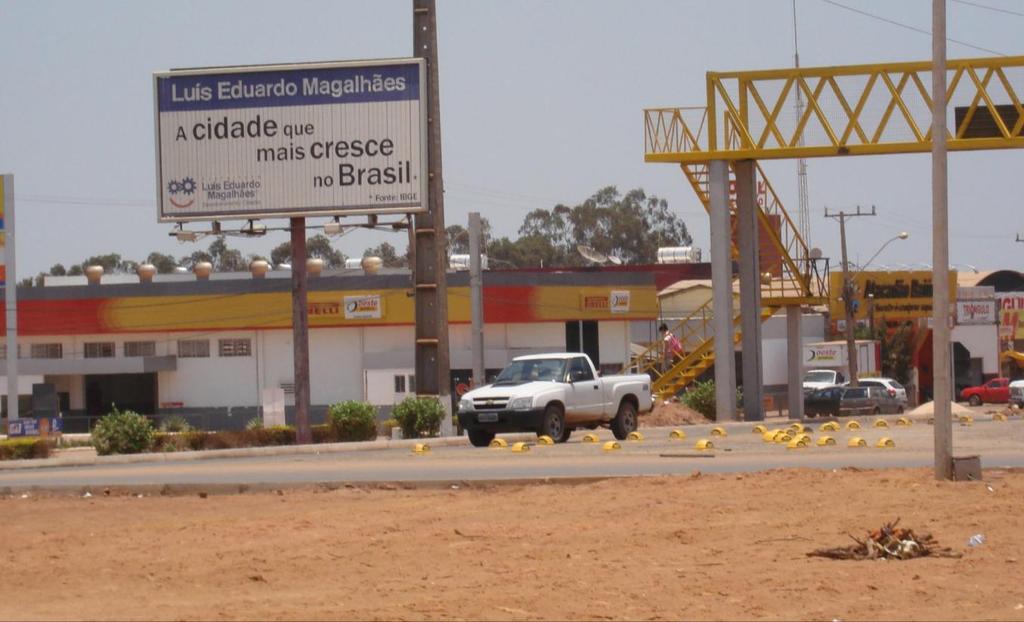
[{"x1": 659, "y1": 323, "x2": 683, "y2": 372}]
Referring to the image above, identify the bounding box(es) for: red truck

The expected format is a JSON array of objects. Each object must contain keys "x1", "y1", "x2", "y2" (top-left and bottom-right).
[{"x1": 959, "y1": 377, "x2": 1010, "y2": 406}]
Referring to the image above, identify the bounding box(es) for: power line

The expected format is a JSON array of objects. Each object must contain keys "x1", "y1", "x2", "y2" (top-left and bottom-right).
[
  {"x1": 952, "y1": 0, "x2": 1024, "y2": 18},
  {"x1": 820, "y1": 0, "x2": 1007, "y2": 56}
]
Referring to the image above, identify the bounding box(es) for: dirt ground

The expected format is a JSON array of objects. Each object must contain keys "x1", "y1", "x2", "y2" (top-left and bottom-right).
[
  {"x1": 2, "y1": 468, "x2": 1023, "y2": 621},
  {"x1": 640, "y1": 400, "x2": 710, "y2": 427}
]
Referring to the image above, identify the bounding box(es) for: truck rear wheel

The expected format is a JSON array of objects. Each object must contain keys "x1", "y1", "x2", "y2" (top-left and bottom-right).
[
  {"x1": 467, "y1": 429, "x2": 495, "y2": 447},
  {"x1": 611, "y1": 400, "x2": 638, "y2": 440},
  {"x1": 539, "y1": 404, "x2": 566, "y2": 442}
]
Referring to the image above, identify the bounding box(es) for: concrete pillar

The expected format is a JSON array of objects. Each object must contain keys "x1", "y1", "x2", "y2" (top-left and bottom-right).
[
  {"x1": 787, "y1": 306, "x2": 804, "y2": 420},
  {"x1": 709, "y1": 160, "x2": 737, "y2": 421},
  {"x1": 735, "y1": 159, "x2": 764, "y2": 421}
]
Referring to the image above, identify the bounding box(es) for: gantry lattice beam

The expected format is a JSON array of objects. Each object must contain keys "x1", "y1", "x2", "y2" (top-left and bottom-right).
[{"x1": 646, "y1": 55, "x2": 1024, "y2": 163}]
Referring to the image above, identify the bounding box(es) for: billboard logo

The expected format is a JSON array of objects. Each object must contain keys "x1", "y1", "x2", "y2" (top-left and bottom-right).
[{"x1": 167, "y1": 176, "x2": 197, "y2": 209}]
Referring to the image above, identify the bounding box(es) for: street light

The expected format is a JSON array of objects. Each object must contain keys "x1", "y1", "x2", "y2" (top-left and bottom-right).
[{"x1": 842, "y1": 231, "x2": 909, "y2": 387}]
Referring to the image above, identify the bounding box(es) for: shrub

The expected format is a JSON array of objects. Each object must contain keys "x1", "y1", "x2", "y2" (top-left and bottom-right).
[
  {"x1": 159, "y1": 415, "x2": 191, "y2": 433},
  {"x1": 245, "y1": 417, "x2": 264, "y2": 430},
  {"x1": 0, "y1": 438, "x2": 52, "y2": 461},
  {"x1": 392, "y1": 397, "x2": 445, "y2": 439},
  {"x1": 327, "y1": 401, "x2": 378, "y2": 442},
  {"x1": 682, "y1": 380, "x2": 717, "y2": 421},
  {"x1": 378, "y1": 417, "x2": 400, "y2": 437},
  {"x1": 91, "y1": 407, "x2": 155, "y2": 456},
  {"x1": 681, "y1": 381, "x2": 744, "y2": 422},
  {"x1": 250, "y1": 426, "x2": 295, "y2": 446}
]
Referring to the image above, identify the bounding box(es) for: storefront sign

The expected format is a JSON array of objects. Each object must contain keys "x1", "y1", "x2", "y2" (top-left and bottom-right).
[
  {"x1": 956, "y1": 299, "x2": 997, "y2": 325},
  {"x1": 344, "y1": 294, "x2": 383, "y2": 319},
  {"x1": 828, "y1": 270, "x2": 956, "y2": 321},
  {"x1": 610, "y1": 290, "x2": 630, "y2": 314}
]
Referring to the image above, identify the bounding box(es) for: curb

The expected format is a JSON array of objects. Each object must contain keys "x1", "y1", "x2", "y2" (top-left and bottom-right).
[{"x1": 0, "y1": 432, "x2": 540, "y2": 471}]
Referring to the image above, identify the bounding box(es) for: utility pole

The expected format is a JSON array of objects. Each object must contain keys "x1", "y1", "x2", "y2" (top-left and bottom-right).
[
  {"x1": 2, "y1": 175, "x2": 17, "y2": 426},
  {"x1": 792, "y1": 0, "x2": 812, "y2": 249},
  {"x1": 469, "y1": 213, "x2": 484, "y2": 389},
  {"x1": 825, "y1": 205, "x2": 876, "y2": 388},
  {"x1": 413, "y1": 0, "x2": 453, "y2": 434},
  {"x1": 932, "y1": 0, "x2": 953, "y2": 480}
]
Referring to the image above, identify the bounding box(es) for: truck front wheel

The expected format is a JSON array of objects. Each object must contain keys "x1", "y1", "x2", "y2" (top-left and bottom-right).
[
  {"x1": 611, "y1": 400, "x2": 638, "y2": 440},
  {"x1": 539, "y1": 404, "x2": 566, "y2": 442},
  {"x1": 467, "y1": 429, "x2": 495, "y2": 447}
]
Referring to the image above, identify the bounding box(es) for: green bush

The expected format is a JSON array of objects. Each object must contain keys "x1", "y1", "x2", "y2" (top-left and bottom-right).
[
  {"x1": 682, "y1": 381, "x2": 744, "y2": 421},
  {"x1": 682, "y1": 380, "x2": 718, "y2": 421},
  {"x1": 392, "y1": 397, "x2": 445, "y2": 439},
  {"x1": 91, "y1": 407, "x2": 155, "y2": 456},
  {"x1": 0, "y1": 438, "x2": 52, "y2": 461},
  {"x1": 378, "y1": 417, "x2": 400, "y2": 437},
  {"x1": 159, "y1": 415, "x2": 191, "y2": 433},
  {"x1": 327, "y1": 401, "x2": 378, "y2": 442}
]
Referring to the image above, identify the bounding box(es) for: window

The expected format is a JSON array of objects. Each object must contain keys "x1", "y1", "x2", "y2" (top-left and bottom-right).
[
  {"x1": 29, "y1": 343, "x2": 62, "y2": 359},
  {"x1": 394, "y1": 375, "x2": 406, "y2": 393},
  {"x1": 218, "y1": 338, "x2": 252, "y2": 357},
  {"x1": 84, "y1": 342, "x2": 115, "y2": 359},
  {"x1": 0, "y1": 344, "x2": 22, "y2": 359},
  {"x1": 177, "y1": 339, "x2": 210, "y2": 358},
  {"x1": 568, "y1": 357, "x2": 595, "y2": 382},
  {"x1": 123, "y1": 341, "x2": 156, "y2": 357},
  {"x1": 408, "y1": 375, "x2": 416, "y2": 393}
]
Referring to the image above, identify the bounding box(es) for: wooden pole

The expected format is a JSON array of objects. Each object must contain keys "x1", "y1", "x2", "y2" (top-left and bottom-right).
[{"x1": 290, "y1": 217, "x2": 312, "y2": 444}]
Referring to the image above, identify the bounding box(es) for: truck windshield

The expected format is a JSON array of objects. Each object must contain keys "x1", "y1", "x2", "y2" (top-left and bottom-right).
[
  {"x1": 804, "y1": 370, "x2": 836, "y2": 383},
  {"x1": 494, "y1": 359, "x2": 567, "y2": 385}
]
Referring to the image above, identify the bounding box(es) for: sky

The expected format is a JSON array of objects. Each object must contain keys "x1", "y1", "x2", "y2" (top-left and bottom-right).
[{"x1": 1, "y1": 0, "x2": 1023, "y2": 279}]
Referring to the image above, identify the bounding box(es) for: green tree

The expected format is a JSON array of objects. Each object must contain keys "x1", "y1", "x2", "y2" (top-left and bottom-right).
[
  {"x1": 49, "y1": 263, "x2": 67, "y2": 276},
  {"x1": 79, "y1": 253, "x2": 131, "y2": 274},
  {"x1": 363, "y1": 242, "x2": 408, "y2": 268},
  {"x1": 144, "y1": 252, "x2": 178, "y2": 274},
  {"x1": 486, "y1": 186, "x2": 691, "y2": 268},
  {"x1": 269, "y1": 235, "x2": 344, "y2": 268}
]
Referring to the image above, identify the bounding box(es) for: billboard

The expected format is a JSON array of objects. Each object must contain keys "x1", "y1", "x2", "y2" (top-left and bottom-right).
[
  {"x1": 153, "y1": 59, "x2": 427, "y2": 221},
  {"x1": 828, "y1": 270, "x2": 957, "y2": 322}
]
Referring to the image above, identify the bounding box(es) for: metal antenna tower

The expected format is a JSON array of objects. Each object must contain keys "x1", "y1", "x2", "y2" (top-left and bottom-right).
[{"x1": 793, "y1": 0, "x2": 812, "y2": 248}]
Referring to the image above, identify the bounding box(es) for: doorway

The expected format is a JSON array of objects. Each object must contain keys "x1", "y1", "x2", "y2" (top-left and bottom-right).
[
  {"x1": 565, "y1": 320, "x2": 600, "y2": 367},
  {"x1": 85, "y1": 373, "x2": 157, "y2": 416}
]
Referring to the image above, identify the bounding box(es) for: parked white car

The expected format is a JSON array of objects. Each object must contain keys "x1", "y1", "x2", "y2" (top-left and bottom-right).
[
  {"x1": 858, "y1": 377, "x2": 908, "y2": 405},
  {"x1": 457, "y1": 353, "x2": 653, "y2": 447},
  {"x1": 803, "y1": 369, "x2": 847, "y2": 393},
  {"x1": 1010, "y1": 380, "x2": 1024, "y2": 408}
]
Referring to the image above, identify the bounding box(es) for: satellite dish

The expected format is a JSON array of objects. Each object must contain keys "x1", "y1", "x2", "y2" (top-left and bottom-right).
[
  {"x1": 607, "y1": 255, "x2": 623, "y2": 265},
  {"x1": 809, "y1": 247, "x2": 823, "y2": 260},
  {"x1": 577, "y1": 245, "x2": 609, "y2": 265}
]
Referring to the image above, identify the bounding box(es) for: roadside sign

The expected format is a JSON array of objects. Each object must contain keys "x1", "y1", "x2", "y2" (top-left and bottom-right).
[{"x1": 153, "y1": 59, "x2": 427, "y2": 221}]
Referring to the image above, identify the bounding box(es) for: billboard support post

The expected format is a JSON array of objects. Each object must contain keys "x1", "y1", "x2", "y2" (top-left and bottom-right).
[
  {"x1": 290, "y1": 217, "x2": 312, "y2": 444},
  {"x1": 2, "y1": 175, "x2": 16, "y2": 424}
]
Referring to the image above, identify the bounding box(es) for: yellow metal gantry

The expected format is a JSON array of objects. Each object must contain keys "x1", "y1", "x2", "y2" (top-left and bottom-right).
[
  {"x1": 635, "y1": 55, "x2": 1024, "y2": 398},
  {"x1": 647, "y1": 55, "x2": 1024, "y2": 163}
]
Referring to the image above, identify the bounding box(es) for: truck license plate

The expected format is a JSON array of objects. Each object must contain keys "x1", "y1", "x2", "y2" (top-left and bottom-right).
[{"x1": 477, "y1": 412, "x2": 498, "y2": 423}]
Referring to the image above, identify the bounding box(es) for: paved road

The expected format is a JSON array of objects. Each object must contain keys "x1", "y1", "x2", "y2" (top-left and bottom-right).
[{"x1": 2, "y1": 413, "x2": 1022, "y2": 492}]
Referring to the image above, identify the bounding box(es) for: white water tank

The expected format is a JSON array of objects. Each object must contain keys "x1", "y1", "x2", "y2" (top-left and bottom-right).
[
  {"x1": 449, "y1": 254, "x2": 488, "y2": 271},
  {"x1": 657, "y1": 246, "x2": 701, "y2": 264}
]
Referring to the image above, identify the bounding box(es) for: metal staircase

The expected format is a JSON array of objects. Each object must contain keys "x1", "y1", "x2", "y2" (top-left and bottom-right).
[{"x1": 625, "y1": 108, "x2": 829, "y2": 398}]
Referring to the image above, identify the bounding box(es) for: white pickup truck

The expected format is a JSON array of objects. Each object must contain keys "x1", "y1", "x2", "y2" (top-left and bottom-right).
[{"x1": 456, "y1": 353, "x2": 654, "y2": 447}]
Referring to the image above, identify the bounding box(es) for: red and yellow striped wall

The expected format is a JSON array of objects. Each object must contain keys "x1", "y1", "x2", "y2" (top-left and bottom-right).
[{"x1": 3, "y1": 283, "x2": 658, "y2": 335}]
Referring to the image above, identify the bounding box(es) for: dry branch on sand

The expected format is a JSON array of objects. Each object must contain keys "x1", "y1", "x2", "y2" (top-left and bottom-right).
[{"x1": 808, "y1": 518, "x2": 962, "y2": 560}]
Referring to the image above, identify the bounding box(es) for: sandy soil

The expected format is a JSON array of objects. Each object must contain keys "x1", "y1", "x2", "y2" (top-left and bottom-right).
[
  {"x1": 2, "y1": 468, "x2": 1023, "y2": 621},
  {"x1": 640, "y1": 401, "x2": 710, "y2": 427}
]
